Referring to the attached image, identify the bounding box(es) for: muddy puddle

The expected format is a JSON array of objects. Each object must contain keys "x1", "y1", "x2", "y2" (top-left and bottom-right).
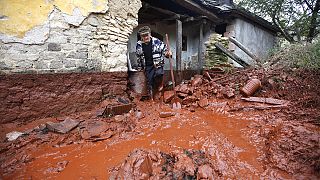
[{"x1": 2, "y1": 102, "x2": 292, "y2": 179}]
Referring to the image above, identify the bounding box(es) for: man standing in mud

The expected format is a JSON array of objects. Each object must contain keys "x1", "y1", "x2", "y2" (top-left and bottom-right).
[{"x1": 136, "y1": 26, "x2": 172, "y2": 100}]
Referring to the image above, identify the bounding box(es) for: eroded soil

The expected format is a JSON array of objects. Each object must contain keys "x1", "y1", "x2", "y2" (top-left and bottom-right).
[{"x1": 0, "y1": 68, "x2": 319, "y2": 179}]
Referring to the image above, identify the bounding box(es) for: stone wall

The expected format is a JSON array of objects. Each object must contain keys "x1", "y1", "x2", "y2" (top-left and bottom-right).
[
  {"x1": 0, "y1": 0, "x2": 141, "y2": 123},
  {"x1": 0, "y1": 0, "x2": 142, "y2": 73}
]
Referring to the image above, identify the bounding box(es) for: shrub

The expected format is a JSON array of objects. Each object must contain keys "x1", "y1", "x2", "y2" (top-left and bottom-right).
[{"x1": 268, "y1": 40, "x2": 320, "y2": 69}]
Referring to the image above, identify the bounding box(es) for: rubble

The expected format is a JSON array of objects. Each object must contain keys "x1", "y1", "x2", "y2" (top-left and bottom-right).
[
  {"x1": 46, "y1": 118, "x2": 80, "y2": 134},
  {"x1": 198, "y1": 97, "x2": 209, "y2": 108},
  {"x1": 6, "y1": 131, "x2": 24, "y2": 141},
  {"x1": 79, "y1": 121, "x2": 110, "y2": 140},
  {"x1": 110, "y1": 149, "x2": 219, "y2": 179},
  {"x1": 204, "y1": 33, "x2": 229, "y2": 69},
  {"x1": 159, "y1": 112, "x2": 176, "y2": 118},
  {"x1": 103, "y1": 103, "x2": 133, "y2": 117},
  {"x1": 163, "y1": 91, "x2": 175, "y2": 103},
  {"x1": 191, "y1": 75, "x2": 203, "y2": 87},
  {"x1": 45, "y1": 161, "x2": 69, "y2": 173}
]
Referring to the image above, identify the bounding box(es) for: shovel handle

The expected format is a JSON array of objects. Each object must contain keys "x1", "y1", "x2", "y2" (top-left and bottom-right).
[{"x1": 165, "y1": 34, "x2": 175, "y2": 89}]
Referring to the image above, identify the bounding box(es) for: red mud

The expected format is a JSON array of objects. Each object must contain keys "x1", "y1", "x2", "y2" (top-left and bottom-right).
[
  {"x1": 0, "y1": 68, "x2": 319, "y2": 179},
  {"x1": 0, "y1": 72, "x2": 127, "y2": 124}
]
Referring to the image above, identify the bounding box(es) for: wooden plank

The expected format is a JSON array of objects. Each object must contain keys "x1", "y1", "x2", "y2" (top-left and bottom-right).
[
  {"x1": 147, "y1": 3, "x2": 178, "y2": 16},
  {"x1": 214, "y1": 42, "x2": 250, "y2": 68},
  {"x1": 229, "y1": 37, "x2": 261, "y2": 64},
  {"x1": 241, "y1": 97, "x2": 290, "y2": 105},
  {"x1": 176, "y1": 19, "x2": 182, "y2": 71},
  {"x1": 228, "y1": 104, "x2": 289, "y2": 111}
]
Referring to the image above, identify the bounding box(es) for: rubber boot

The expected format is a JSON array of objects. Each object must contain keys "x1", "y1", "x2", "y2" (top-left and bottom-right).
[{"x1": 148, "y1": 86, "x2": 154, "y2": 101}]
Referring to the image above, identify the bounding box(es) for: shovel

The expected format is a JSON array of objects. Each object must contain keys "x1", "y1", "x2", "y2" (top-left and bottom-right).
[{"x1": 165, "y1": 34, "x2": 182, "y2": 109}]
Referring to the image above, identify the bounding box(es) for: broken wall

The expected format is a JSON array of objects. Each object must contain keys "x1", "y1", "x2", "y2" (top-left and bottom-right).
[{"x1": 0, "y1": 0, "x2": 142, "y2": 123}]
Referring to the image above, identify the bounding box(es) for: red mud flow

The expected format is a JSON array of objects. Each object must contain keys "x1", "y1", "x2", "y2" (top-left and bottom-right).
[
  {"x1": 1, "y1": 104, "x2": 268, "y2": 179},
  {"x1": 0, "y1": 68, "x2": 319, "y2": 179}
]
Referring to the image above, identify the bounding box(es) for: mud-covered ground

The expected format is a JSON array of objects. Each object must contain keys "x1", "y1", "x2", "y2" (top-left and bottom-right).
[{"x1": 0, "y1": 68, "x2": 319, "y2": 179}]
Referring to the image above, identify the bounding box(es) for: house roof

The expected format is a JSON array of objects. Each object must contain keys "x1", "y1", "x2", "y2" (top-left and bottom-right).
[
  {"x1": 219, "y1": 7, "x2": 281, "y2": 34},
  {"x1": 193, "y1": 0, "x2": 280, "y2": 33},
  {"x1": 140, "y1": 0, "x2": 280, "y2": 33}
]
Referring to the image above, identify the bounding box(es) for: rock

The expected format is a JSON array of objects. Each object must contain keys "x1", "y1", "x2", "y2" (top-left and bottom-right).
[
  {"x1": 109, "y1": 149, "x2": 161, "y2": 179},
  {"x1": 191, "y1": 76, "x2": 203, "y2": 87},
  {"x1": 104, "y1": 103, "x2": 133, "y2": 117},
  {"x1": 176, "y1": 84, "x2": 189, "y2": 94},
  {"x1": 46, "y1": 161, "x2": 69, "y2": 173},
  {"x1": 164, "y1": 91, "x2": 175, "y2": 103},
  {"x1": 222, "y1": 86, "x2": 235, "y2": 98},
  {"x1": 159, "y1": 112, "x2": 175, "y2": 118},
  {"x1": 135, "y1": 110, "x2": 144, "y2": 120},
  {"x1": 88, "y1": 16, "x2": 99, "y2": 26},
  {"x1": 38, "y1": 124, "x2": 47, "y2": 131},
  {"x1": 198, "y1": 97, "x2": 209, "y2": 108},
  {"x1": 6, "y1": 131, "x2": 24, "y2": 141},
  {"x1": 95, "y1": 108, "x2": 105, "y2": 117},
  {"x1": 48, "y1": 43, "x2": 61, "y2": 51},
  {"x1": 80, "y1": 121, "x2": 108, "y2": 140},
  {"x1": 117, "y1": 97, "x2": 130, "y2": 104},
  {"x1": 197, "y1": 164, "x2": 214, "y2": 179},
  {"x1": 177, "y1": 92, "x2": 188, "y2": 98},
  {"x1": 194, "y1": 91, "x2": 202, "y2": 99},
  {"x1": 114, "y1": 115, "x2": 126, "y2": 122},
  {"x1": 46, "y1": 118, "x2": 80, "y2": 134},
  {"x1": 21, "y1": 154, "x2": 34, "y2": 163},
  {"x1": 189, "y1": 108, "x2": 195, "y2": 112},
  {"x1": 182, "y1": 96, "x2": 197, "y2": 105},
  {"x1": 175, "y1": 154, "x2": 195, "y2": 176}
]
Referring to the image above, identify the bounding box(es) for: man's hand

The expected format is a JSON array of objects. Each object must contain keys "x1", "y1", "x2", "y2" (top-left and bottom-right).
[{"x1": 165, "y1": 50, "x2": 172, "y2": 58}]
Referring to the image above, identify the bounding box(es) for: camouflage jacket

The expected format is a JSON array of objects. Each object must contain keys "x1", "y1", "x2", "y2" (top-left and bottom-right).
[{"x1": 136, "y1": 36, "x2": 167, "y2": 69}]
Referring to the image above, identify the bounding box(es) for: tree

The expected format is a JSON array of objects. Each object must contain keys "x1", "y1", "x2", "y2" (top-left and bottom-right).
[{"x1": 237, "y1": 0, "x2": 320, "y2": 43}]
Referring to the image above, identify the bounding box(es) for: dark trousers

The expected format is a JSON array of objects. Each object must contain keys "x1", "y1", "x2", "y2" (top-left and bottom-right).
[{"x1": 145, "y1": 65, "x2": 164, "y2": 93}]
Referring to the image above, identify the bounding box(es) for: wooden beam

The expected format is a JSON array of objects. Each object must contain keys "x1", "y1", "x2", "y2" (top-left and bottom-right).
[
  {"x1": 198, "y1": 22, "x2": 204, "y2": 71},
  {"x1": 174, "y1": 0, "x2": 221, "y2": 22},
  {"x1": 228, "y1": 37, "x2": 262, "y2": 64},
  {"x1": 176, "y1": 19, "x2": 182, "y2": 71},
  {"x1": 214, "y1": 42, "x2": 250, "y2": 68},
  {"x1": 147, "y1": 3, "x2": 178, "y2": 17}
]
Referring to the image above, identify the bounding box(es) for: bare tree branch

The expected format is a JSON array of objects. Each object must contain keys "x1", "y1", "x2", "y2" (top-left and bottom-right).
[
  {"x1": 303, "y1": 0, "x2": 314, "y2": 11},
  {"x1": 273, "y1": 16, "x2": 295, "y2": 42},
  {"x1": 307, "y1": 0, "x2": 320, "y2": 42}
]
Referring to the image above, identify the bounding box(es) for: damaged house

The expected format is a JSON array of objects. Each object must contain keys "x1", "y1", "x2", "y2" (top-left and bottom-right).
[
  {"x1": 0, "y1": 0, "x2": 278, "y2": 123},
  {"x1": 128, "y1": 0, "x2": 279, "y2": 71}
]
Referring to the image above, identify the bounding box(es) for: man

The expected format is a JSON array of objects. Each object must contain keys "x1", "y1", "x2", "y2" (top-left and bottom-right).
[{"x1": 136, "y1": 26, "x2": 172, "y2": 100}]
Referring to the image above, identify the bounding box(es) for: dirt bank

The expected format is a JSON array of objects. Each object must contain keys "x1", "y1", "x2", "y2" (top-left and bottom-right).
[{"x1": 0, "y1": 72, "x2": 127, "y2": 124}]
